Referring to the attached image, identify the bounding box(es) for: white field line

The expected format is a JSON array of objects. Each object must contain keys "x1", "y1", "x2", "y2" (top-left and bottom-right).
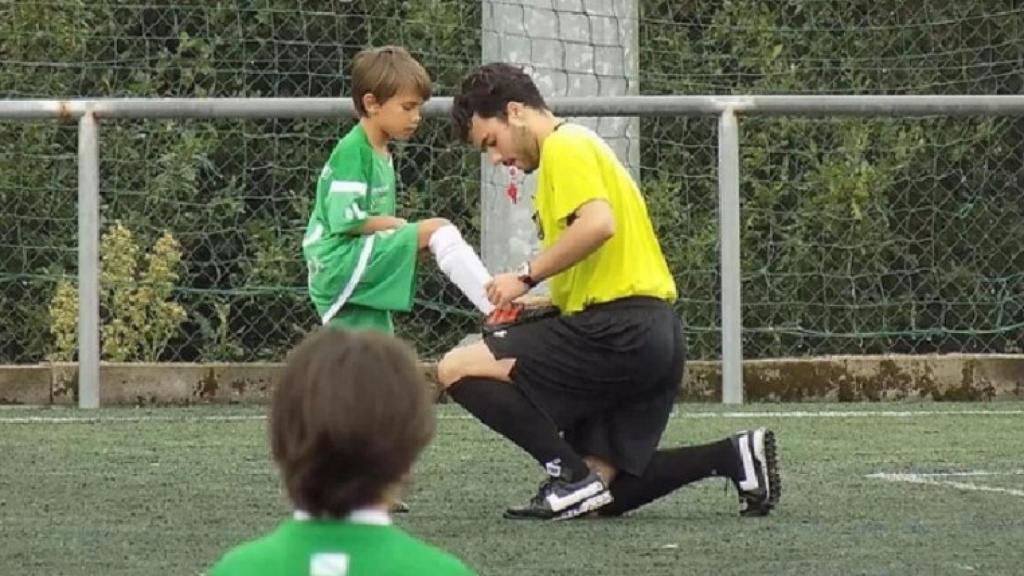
[
  {"x1": 0, "y1": 414, "x2": 268, "y2": 424},
  {"x1": 867, "y1": 471, "x2": 1024, "y2": 498},
  {"x1": 677, "y1": 409, "x2": 1024, "y2": 419},
  {"x1": 0, "y1": 408, "x2": 1021, "y2": 425},
  {"x1": 869, "y1": 469, "x2": 1024, "y2": 479}
]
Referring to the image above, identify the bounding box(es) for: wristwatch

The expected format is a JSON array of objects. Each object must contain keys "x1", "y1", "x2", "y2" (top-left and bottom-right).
[{"x1": 516, "y1": 261, "x2": 538, "y2": 288}]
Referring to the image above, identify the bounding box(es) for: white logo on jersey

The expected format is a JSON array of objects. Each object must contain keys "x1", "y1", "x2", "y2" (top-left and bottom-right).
[
  {"x1": 307, "y1": 257, "x2": 323, "y2": 283},
  {"x1": 310, "y1": 553, "x2": 349, "y2": 576},
  {"x1": 344, "y1": 204, "x2": 368, "y2": 221},
  {"x1": 302, "y1": 224, "x2": 324, "y2": 248}
]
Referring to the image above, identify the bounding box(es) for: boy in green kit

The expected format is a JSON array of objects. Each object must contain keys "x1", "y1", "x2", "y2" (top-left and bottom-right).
[
  {"x1": 209, "y1": 329, "x2": 476, "y2": 576},
  {"x1": 303, "y1": 46, "x2": 495, "y2": 334}
]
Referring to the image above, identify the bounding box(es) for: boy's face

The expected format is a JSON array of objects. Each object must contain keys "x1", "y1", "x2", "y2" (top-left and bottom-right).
[
  {"x1": 468, "y1": 103, "x2": 540, "y2": 173},
  {"x1": 365, "y1": 88, "x2": 424, "y2": 141}
]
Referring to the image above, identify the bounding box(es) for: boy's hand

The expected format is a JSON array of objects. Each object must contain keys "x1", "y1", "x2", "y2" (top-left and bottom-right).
[
  {"x1": 357, "y1": 216, "x2": 406, "y2": 234},
  {"x1": 486, "y1": 272, "x2": 530, "y2": 308}
]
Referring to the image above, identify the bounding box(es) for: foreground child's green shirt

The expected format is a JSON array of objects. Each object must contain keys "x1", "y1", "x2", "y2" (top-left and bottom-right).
[{"x1": 210, "y1": 510, "x2": 475, "y2": 576}]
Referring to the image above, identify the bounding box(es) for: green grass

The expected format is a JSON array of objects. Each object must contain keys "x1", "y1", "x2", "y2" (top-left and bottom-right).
[{"x1": 1, "y1": 403, "x2": 1022, "y2": 575}]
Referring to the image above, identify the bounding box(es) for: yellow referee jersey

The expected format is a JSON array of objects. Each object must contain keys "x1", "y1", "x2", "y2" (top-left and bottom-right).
[{"x1": 535, "y1": 123, "x2": 677, "y2": 314}]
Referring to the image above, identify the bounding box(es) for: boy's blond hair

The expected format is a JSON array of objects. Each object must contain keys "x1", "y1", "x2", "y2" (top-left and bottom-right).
[{"x1": 351, "y1": 46, "x2": 431, "y2": 117}]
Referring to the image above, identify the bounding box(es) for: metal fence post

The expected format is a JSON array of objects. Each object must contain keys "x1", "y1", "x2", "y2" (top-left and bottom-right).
[
  {"x1": 78, "y1": 112, "x2": 101, "y2": 408},
  {"x1": 718, "y1": 109, "x2": 743, "y2": 404}
]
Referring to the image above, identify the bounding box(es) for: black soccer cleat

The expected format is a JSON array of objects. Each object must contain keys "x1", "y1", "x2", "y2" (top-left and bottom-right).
[
  {"x1": 503, "y1": 471, "x2": 610, "y2": 520},
  {"x1": 552, "y1": 490, "x2": 614, "y2": 520},
  {"x1": 731, "y1": 428, "x2": 781, "y2": 517}
]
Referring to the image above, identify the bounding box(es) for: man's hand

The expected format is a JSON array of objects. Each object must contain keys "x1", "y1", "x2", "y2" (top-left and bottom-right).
[{"x1": 486, "y1": 272, "x2": 530, "y2": 308}]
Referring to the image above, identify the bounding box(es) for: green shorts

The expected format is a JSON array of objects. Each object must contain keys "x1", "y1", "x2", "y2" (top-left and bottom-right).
[{"x1": 319, "y1": 223, "x2": 419, "y2": 334}]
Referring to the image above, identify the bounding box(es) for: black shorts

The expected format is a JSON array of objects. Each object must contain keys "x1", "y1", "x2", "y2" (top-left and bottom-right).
[{"x1": 484, "y1": 297, "x2": 685, "y2": 476}]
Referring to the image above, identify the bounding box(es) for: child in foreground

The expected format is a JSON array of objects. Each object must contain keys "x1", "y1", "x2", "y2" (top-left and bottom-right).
[{"x1": 209, "y1": 329, "x2": 476, "y2": 576}]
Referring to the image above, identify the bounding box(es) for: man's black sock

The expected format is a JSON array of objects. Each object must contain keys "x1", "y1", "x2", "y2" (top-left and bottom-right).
[
  {"x1": 599, "y1": 439, "x2": 738, "y2": 516},
  {"x1": 448, "y1": 377, "x2": 591, "y2": 482}
]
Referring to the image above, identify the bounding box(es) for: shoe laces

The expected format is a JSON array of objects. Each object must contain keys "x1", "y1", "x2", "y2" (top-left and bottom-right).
[{"x1": 531, "y1": 476, "x2": 560, "y2": 506}]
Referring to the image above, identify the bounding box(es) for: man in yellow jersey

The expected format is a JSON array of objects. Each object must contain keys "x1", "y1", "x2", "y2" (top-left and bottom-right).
[{"x1": 437, "y1": 63, "x2": 781, "y2": 520}]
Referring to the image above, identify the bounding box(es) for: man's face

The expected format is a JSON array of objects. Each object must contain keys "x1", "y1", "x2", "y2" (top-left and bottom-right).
[
  {"x1": 367, "y1": 88, "x2": 424, "y2": 141},
  {"x1": 467, "y1": 106, "x2": 540, "y2": 173}
]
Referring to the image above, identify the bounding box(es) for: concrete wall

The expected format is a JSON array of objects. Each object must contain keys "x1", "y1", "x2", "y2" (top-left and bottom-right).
[{"x1": 1, "y1": 355, "x2": 1021, "y2": 406}]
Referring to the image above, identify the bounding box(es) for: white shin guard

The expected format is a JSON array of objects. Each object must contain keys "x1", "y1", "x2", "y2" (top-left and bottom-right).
[{"x1": 428, "y1": 224, "x2": 495, "y2": 314}]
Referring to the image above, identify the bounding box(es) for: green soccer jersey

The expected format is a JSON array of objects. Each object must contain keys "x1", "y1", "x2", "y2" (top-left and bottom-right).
[
  {"x1": 303, "y1": 124, "x2": 419, "y2": 332},
  {"x1": 210, "y1": 511, "x2": 475, "y2": 576}
]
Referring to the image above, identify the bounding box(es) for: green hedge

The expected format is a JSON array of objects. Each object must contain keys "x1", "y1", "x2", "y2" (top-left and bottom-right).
[{"x1": 2, "y1": 1, "x2": 1021, "y2": 362}]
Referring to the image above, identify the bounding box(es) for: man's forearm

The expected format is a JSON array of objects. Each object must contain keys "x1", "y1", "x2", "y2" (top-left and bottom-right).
[{"x1": 528, "y1": 211, "x2": 614, "y2": 282}]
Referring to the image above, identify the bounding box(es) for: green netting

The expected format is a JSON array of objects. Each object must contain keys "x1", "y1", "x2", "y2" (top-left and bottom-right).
[{"x1": 2, "y1": 1, "x2": 1022, "y2": 362}]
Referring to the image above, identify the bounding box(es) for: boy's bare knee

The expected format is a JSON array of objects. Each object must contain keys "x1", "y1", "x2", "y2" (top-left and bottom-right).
[
  {"x1": 435, "y1": 342, "x2": 513, "y2": 389},
  {"x1": 418, "y1": 218, "x2": 452, "y2": 249},
  {"x1": 422, "y1": 218, "x2": 451, "y2": 237},
  {"x1": 436, "y1": 349, "x2": 464, "y2": 389}
]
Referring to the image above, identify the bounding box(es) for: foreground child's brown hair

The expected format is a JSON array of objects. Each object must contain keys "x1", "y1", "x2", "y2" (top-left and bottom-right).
[
  {"x1": 351, "y1": 45, "x2": 432, "y2": 117},
  {"x1": 270, "y1": 329, "x2": 434, "y2": 517}
]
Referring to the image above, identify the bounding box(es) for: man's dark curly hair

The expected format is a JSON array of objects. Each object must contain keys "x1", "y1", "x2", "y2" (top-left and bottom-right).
[{"x1": 451, "y1": 63, "x2": 549, "y2": 142}]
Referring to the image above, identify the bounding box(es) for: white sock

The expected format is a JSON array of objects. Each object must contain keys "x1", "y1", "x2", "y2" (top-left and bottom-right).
[{"x1": 428, "y1": 224, "x2": 495, "y2": 314}]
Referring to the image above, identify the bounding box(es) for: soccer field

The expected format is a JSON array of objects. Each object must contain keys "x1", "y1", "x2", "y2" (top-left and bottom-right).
[{"x1": 1, "y1": 402, "x2": 1022, "y2": 575}]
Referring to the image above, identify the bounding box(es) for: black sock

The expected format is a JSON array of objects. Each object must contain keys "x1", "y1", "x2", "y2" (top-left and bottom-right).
[
  {"x1": 448, "y1": 377, "x2": 590, "y2": 482},
  {"x1": 599, "y1": 438, "x2": 738, "y2": 516}
]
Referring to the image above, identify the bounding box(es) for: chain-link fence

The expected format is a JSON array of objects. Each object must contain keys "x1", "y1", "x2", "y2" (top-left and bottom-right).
[
  {"x1": 2, "y1": 1, "x2": 484, "y2": 363},
  {"x1": 640, "y1": 1, "x2": 1024, "y2": 357},
  {"x1": 2, "y1": 1, "x2": 1023, "y2": 363}
]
